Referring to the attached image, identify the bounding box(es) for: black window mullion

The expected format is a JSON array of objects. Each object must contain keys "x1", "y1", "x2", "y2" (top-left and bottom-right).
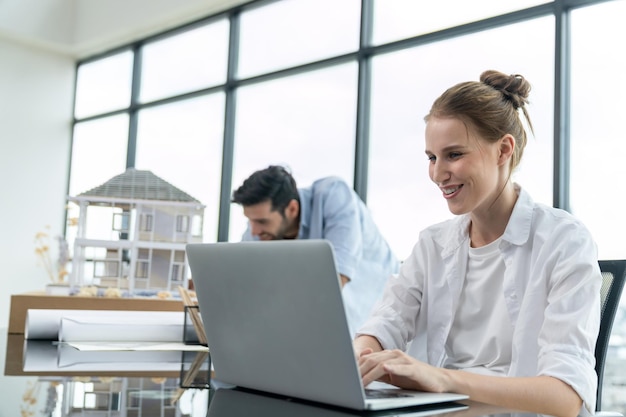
[
  {"x1": 353, "y1": 0, "x2": 374, "y2": 202},
  {"x1": 63, "y1": 61, "x2": 82, "y2": 237},
  {"x1": 217, "y1": 10, "x2": 241, "y2": 242},
  {"x1": 126, "y1": 44, "x2": 143, "y2": 169},
  {"x1": 553, "y1": 0, "x2": 571, "y2": 211}
]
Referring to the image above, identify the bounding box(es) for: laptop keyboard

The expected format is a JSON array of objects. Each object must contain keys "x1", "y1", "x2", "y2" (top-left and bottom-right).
[{"x1": 365, "y1": 388, "x2": 414, "y2": 399}]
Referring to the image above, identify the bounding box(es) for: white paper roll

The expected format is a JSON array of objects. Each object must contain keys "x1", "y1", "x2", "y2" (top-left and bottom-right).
[{"x1": 25, "y1": 309, "x2": 188, "y2": 342}]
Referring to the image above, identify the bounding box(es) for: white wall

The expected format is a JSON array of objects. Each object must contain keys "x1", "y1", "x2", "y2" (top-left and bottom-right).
[
  {"x1": 0, "y1": 0, "x2": 74, "y2": 51},
  {"x1": 0, "y1": 39, "x2": 75, "y2": 329}
]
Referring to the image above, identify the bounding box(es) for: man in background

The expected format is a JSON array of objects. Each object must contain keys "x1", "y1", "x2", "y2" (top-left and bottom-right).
[{"x1": 232, "y1": 165, "x2": 400, "y2": 336}]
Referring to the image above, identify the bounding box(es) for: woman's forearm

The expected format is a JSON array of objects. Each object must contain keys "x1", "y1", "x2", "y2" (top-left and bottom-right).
[
  {"x1": 444, "y1": 371, "x2": 582, "y2": 417},
  {"x1": 353, "y1": 334, "x2": 383, "y2": 355}
]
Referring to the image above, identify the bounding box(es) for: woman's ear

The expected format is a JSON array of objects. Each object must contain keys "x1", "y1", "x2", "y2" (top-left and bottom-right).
[{"x1": 498, "y1": 134, "x2": 515, "y2": 166}]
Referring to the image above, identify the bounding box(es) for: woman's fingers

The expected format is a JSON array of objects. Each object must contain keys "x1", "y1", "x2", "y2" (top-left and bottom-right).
[
  {"x1": 358, "y1": 349, "x2": 407, "y2": 386},
  {"x1": 358, "y1": 352, "x2": 382, "y2": 385},
  {"x1": 383, "y1": 360, "x2": 449, "y2": 393},
  {"x1": 358, "y1": 350, "x2": 449, "y2": 393},
  {"x1": 359, "y1": 347, "x2": 373, "y2": 357}
]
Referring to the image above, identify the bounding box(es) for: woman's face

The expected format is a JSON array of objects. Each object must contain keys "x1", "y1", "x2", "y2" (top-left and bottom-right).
[{"x1": 425, "y1": 117, "x2": 503, "y2": 216}]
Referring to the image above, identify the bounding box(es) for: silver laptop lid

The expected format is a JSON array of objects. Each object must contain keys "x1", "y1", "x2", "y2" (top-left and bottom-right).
[{"x1": 186, "y1": 240, "x2": 367, "y2": 409}]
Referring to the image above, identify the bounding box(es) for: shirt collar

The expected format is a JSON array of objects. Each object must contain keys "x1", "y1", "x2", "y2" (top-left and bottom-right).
[
  {"x1": 501, "y1": 184, "x2": 534, "y2": 246},
  {"x1": 437, "y1": 184, "x2": 533, "y2": 257},
  {"x1": 297, "y1": 187, "x2": 310, "y2": 238}
]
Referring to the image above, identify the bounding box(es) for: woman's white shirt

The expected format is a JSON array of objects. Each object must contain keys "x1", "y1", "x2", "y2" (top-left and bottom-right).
[
  {"x1": 357, "y1": 185, "x2": 602, "y2": 417},
  {"x1": 443, "y1": 236, "x2": 513, "y2": 375}
]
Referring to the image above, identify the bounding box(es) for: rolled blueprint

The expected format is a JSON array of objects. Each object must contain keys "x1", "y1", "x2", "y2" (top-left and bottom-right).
[{"x1": 25, "y1": 309, "x2": 191, "y2": 342}]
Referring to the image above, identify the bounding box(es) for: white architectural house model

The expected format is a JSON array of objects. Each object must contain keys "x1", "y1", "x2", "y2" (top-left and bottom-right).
[{"x1": 67, "y1": 169, "x2": 205, "y2": 293}]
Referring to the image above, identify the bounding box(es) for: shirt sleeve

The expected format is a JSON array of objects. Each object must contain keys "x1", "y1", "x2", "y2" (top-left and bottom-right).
[
  {"x1": 535, "y1": 219, "x2": 601, "y2": 417},
  {"x1": 357, "y1": 238, "x2": 426, "y2": 351},
  {"x1": 313, "y1": 179, "x2": 363, "y2": 281}
]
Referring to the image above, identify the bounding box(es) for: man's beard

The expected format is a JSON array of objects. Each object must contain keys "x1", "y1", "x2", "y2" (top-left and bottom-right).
[{"x1": 261, "y1": 216, "x2": 295, "y2": 240}]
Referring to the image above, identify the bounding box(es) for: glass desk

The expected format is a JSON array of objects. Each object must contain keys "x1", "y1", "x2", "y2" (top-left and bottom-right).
[
  {"x1": 1, "y1": 328, "x2": 210, "y2": 416},
  {"x1": 2, "y1": 327, "x2": 556, "y2": 417}
]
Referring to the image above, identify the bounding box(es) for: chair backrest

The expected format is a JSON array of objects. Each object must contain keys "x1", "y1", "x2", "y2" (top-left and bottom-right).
[{"x1": 595, "y1": 260, "x2": 626, "y2": 411}]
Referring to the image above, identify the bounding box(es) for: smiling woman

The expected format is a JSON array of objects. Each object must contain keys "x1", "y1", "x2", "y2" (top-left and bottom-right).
[
  {"x1": 365, "y1": 17, "x2": 554, "y2": 259},
  {"x1": 355, "y1": 70, "x2": 602, "y2": 417},
  {"x1": 424, "y1": 117, "x2": 510, "y2": 219}
]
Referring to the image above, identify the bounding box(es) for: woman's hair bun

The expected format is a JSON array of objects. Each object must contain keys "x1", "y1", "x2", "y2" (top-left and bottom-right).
[{"x1": 480, "y1": 70, "x2": 531, "y2": 109}]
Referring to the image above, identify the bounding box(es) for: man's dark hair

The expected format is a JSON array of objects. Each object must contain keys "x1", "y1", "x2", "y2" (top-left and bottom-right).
[{"x1": 231, "y1": 165, "x2": 300, "y2": 213}]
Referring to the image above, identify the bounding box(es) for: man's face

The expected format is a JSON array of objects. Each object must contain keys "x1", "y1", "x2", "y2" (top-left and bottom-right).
[{"x1": 243, "y1": 200, "x2": 298, "y2": 240}]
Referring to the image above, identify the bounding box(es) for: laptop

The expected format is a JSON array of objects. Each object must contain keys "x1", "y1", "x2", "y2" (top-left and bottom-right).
[{"x1": 186, "y1": 240, "x2": 468, "y2": 411}]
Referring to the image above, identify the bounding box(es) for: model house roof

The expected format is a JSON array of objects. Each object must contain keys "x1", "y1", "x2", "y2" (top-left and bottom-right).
[{"x1": 77, "y1": 169, "x2": 201, "y2": 203}]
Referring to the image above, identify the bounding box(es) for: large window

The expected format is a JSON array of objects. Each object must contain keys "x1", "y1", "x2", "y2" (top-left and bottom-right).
[
  {"x1": 69, "y1": 115, "x2": 129, "y2": 196},
  {"x1": 68, "y1": 0, "x2": 626, "y2": 261},
  {"x1": 229, "y1": 63, "x2": 358, "y2": 240},
  {"x1": 139, "y1": 21, "x2": 229, "y2": 103},
  {"x1": 74, "y1": 51, "x2": 133, "y2": 119},
  {"x1": 372, "y1": 0, "x2": 551, "y2": 46},
  {"x1": 570, "y1": 0, "x2": 626, "y2": 260},
  {"x1": 134, "y1": 94, "x2": 225, "y2": 241},
  {"x1": 368, "y1": 17, "x2": 554, "y2": 257},
  {"x1": 69, "y1": 0, "x2": 626, "y2": 410},
  {"x1": 237, "y1": 0, "x2": 361, "y2": 78}
]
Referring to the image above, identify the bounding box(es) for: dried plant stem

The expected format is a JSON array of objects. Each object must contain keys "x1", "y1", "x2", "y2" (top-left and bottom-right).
[{"x1": 34, "y1": 234, "x2": 55, "y2": 282}]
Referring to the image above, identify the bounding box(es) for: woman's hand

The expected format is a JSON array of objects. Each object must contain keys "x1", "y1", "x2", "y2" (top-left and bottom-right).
[
  {"x1": 359, "y1": 350, "x2": 582, "y2": 417},
  {"x1": 358, "y1": 349, "x2": 451, "y2": 393}
]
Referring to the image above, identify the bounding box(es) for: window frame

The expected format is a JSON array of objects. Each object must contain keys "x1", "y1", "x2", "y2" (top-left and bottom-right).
[{"x1": 69, "y1": 0, "x2": 604, "y2": 240}]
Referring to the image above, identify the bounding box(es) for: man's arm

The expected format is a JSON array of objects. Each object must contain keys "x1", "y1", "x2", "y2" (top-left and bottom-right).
[{"x1": 315, "y1": 179, "x2": 362, "y2": 283}]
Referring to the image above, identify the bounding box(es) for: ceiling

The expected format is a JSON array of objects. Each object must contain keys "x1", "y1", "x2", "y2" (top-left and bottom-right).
[{"x1": 0, "y1": 0, "x2": 251, "y2": 58}]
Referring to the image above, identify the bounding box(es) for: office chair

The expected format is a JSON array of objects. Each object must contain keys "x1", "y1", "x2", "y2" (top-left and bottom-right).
[{"x1": 595, "y1": 260, "x2": 626, "y2": 413}]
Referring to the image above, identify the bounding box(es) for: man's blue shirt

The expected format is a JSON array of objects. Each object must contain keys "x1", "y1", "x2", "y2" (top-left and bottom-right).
[{"x1": 242, "y1": 176, "x2": 399, "y2": 336}]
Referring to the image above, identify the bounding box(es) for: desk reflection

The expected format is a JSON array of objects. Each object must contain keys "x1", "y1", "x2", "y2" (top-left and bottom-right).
[
  {"x1": 4, "y1": 333, "x2": 211, "y2": 416},
  {"x1": 206, "y1": 387, "x2": 544, "y2": 417},
  {"x1": 4, "y1": 334, "x2": 550, "y2": 417}
]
